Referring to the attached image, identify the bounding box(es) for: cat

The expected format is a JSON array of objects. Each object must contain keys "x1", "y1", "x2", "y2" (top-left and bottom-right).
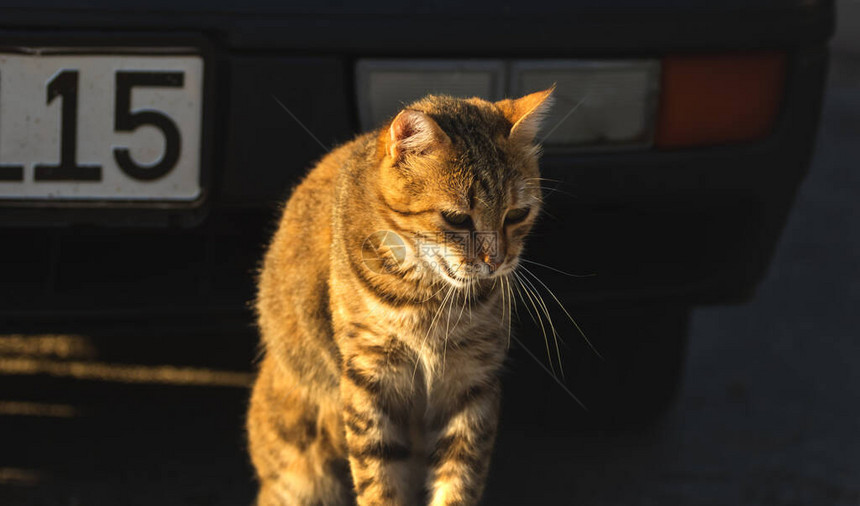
[{"x1": 247, "y1": 87, "x2": 554, "y2": 506}]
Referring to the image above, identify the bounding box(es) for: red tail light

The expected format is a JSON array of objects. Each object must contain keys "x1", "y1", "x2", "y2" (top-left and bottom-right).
[{"x1": 656, "y1": 52, "x2": 787, "y2": 149}]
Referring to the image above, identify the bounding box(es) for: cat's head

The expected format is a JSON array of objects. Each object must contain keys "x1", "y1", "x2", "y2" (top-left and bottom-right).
[{"x1": 375, "y1": 88, "x2": 554, "y2": 287}]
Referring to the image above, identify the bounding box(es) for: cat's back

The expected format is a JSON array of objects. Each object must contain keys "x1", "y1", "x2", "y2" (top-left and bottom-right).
[{"x1": 256, "y1": 135, "x2": 367, "y2": 351}]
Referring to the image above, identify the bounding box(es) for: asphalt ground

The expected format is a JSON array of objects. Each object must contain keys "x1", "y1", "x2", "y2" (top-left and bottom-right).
[{"x1": 1, "y1": 54, "x2": 858, "y2": 505}]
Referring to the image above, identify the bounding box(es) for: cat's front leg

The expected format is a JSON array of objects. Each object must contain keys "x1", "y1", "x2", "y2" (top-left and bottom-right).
[
  {"x1": 340, "y1": 339, "x2": 416, "y2": 505},
  {"x1": 426, "y1": 379, "x2": 501, "y2": 506}
]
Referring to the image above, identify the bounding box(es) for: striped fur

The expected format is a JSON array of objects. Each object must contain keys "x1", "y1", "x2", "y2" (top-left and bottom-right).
[{"x1": 248, "y1": 90, "x2": 553, "y2": 505}]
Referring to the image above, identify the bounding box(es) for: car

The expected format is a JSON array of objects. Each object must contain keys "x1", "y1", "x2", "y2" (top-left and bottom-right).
[{"x1": 0, "y1": 0, "x2": 834, "y2": 424}]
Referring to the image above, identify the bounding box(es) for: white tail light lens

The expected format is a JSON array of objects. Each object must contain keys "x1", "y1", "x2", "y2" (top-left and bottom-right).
[
  {"x1": 356, "y1": 59, "x2": 659, "y2": 151},
  {"x1": 511, "y1": 60, "x2": 660, "y2": 149},
  {"x1": 356, "y1": 60, "x2": 504, "y2": 129}
]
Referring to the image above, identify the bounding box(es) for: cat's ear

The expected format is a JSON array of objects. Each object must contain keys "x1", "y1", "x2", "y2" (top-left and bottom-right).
[
  {"x1": 495, "y1": 86, "x2": 555, "y2": 145},
  {"x1": 386, "y1": 109, "x2": 451, "y2": 162}
]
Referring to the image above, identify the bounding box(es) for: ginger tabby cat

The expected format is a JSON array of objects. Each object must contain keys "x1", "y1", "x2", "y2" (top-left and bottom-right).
[{"x1": 247, "y1": 88, "x2": 554, "y2": 506}]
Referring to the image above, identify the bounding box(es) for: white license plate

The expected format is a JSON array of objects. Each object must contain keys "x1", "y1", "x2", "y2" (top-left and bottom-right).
[{"x1": 0, "y1": 52, "x2": 204, "y2": 202}]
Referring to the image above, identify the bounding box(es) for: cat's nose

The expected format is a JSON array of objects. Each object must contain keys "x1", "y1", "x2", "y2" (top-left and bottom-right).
[
  {"x1": 480, "y1": 252, "x2": 499, "y2": 274},
  {"x1": 473, "y1": 229, "x2": 505, "y2": 274}
]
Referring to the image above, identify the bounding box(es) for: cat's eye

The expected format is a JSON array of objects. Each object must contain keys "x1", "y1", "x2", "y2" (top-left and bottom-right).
[
  {"x1": 504, "y1": 207, "x2": 530, "y2": 225},
  {"x1": 441, "y1": 211, "x2": 472, "y2": 228}
]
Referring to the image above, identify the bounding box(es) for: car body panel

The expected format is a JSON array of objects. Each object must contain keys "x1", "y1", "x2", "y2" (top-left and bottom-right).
[{"x1": 0, "y1": 1, "x2": 834, "y2": 314}]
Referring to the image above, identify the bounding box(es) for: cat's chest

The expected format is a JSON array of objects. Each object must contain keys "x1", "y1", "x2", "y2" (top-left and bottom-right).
[
  {"x1": 397, "y1": 299, "x2": 501, "y2": 341},
  {"x1": 393, "y1": 308, "x2": 505, "y2": 375}
]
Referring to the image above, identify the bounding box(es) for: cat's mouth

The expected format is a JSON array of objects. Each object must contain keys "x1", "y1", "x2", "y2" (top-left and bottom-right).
[{"x1": 432, "y1": 254, "x2": 499, "y2": 286}]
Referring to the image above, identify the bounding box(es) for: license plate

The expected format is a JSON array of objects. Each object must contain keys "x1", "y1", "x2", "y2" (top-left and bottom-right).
[{"x1": 0, "y1": 51, "x2": 204, "y2": 202}]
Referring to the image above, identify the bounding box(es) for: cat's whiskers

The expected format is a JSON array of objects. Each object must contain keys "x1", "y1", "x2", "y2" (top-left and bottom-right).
[
  {"x1": 442, "y1": 279, "x2": 457, "y2": 374},
  {"x1": 444, "y1": 278, "x2": 468, "y2": 374},
  {"x1": 418, "y1": 279, "x2": 451, "y2": 303},
  {"x1": 539, "y1": 186, "x2": 576, "y2": 199},
  {"x1": 412, "y1": 282, "x2": 456, "y2": 389},
  {"x1": 524, "y1": 176, "x2": 563, "y2": 184},
  {"x1": 516, "y1": 270, "x2": 564, "y2": 378},
  {"x1": 506, "y1": 276, "x2": 515, "y2": 348},
  {"x1": 498, "y1": 275, "x2": 506, "y2": 339},
  {"x1": 520, "y1": 258, "x2": 596, "y2": 278},
  {"x1": 519, "y1": 266, "x2": 602, "y2": 360},
  {"x1": 523, "y1": 177, "x2": 576, "y2": 198},
  {"x1": 523, "y1": 176, "x2": 566, "y2": 188},
  {"x1": 453, "y1": 281, "x2": 469, "y2": 328},
  {"x1": 499, "y1": 275, "x2": 512, "y2": 348},
  {"x1": 513, "y1": 271, "x2": 563, "y2": 378},
  {"x1": 466, "y1": 277, "x2": 474, "y2": 321},
  {"x1": 511, "y1": 272, "x2": 557, "y2": 378}
]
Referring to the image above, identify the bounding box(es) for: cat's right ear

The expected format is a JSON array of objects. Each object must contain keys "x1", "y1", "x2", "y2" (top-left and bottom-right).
[{"x1": 385, "y1": 110, "x2": 451, "y2": 163}]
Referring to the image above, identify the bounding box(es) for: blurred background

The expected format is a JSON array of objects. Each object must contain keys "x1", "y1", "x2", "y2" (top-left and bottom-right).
[{"x1": 0, "y1": 0, "x2": 858, "y2": 504}]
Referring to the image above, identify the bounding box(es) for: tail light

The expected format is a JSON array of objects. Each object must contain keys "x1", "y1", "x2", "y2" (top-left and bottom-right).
[
  {"x1": 510, "y1": 60, "x2": 660, "y2": 149},
  {"x1": 355, "y1": 60, "x2": 504, "y2": 130},
  {"x1": 655, "y1": 52, "x2": 787, "y2": 148}
]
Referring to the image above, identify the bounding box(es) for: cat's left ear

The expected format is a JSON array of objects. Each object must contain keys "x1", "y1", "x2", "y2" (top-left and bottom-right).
[
  {"x1": 495, "y1": 86, "x2": 555, "y2": 145},
  {"x1": 386, "y1": 109, "x2": 451, "y2": 162}
]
